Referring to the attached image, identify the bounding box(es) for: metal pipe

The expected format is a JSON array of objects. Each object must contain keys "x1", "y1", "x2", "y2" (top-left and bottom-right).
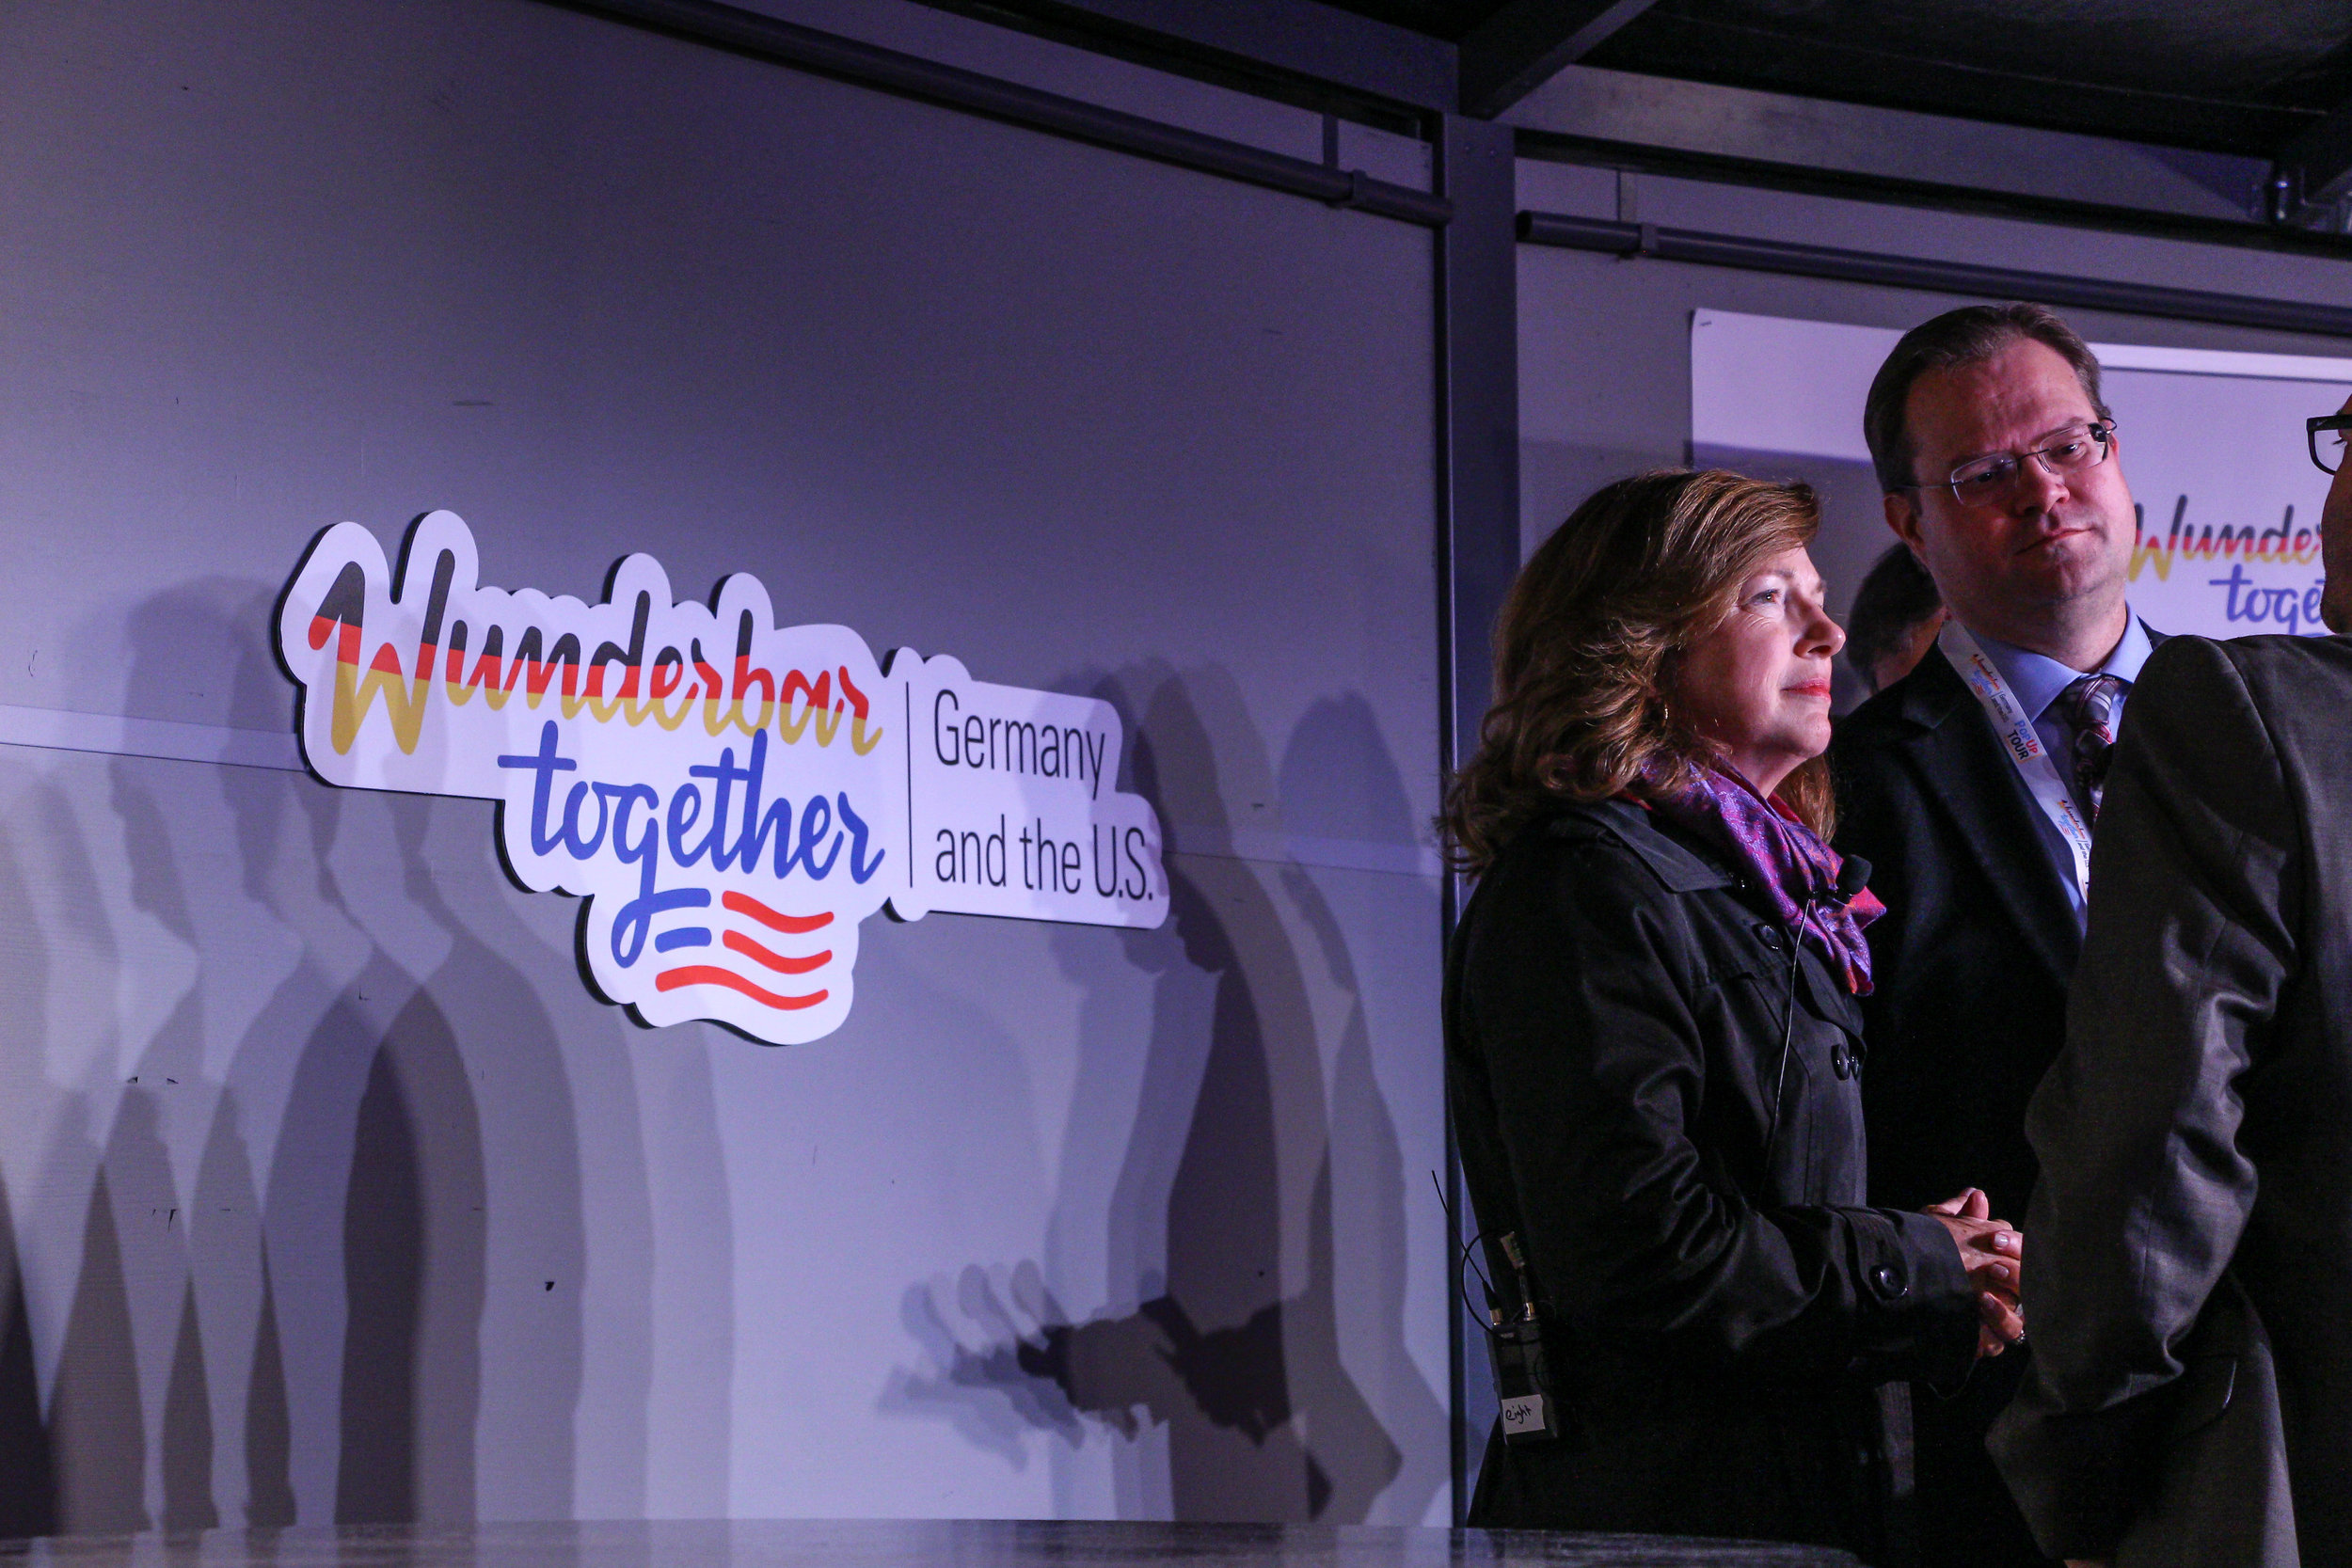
[
  {"x1": 1436, "y1": 112, "x2": 1522, "y2": 1525},
  {"x1": 543, "y1": 0, "x2": 1454, "y2": 227},
  {"x1": 1518, "y1": 210, "x2": 2352, "y2": 339}
]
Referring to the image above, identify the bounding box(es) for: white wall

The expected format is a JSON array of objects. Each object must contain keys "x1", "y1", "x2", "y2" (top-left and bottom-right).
[{"x1": 0, "y1": 0, "x2": 1448, "y2": 1529}]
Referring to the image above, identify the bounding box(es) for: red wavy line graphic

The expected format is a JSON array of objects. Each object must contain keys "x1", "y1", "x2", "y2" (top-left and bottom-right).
[
  {"x1": 722, "y1": 890, "x2": 833, "y2": 934},
  {"x1": 723, "y1": 929, "x2": 832, "y2": 975},
  {"x1": 655, "y1": 966, "x2": 828, "y2": 1010}
]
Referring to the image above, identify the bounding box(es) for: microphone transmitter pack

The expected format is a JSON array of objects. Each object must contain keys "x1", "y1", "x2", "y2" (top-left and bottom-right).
[{"x1": 1488, "y1": 1232, "x2": 1570, "y2": 1448}]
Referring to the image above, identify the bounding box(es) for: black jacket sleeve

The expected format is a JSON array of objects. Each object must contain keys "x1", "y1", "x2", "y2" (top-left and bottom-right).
[{"x1": 1459, "y1": 832, "x2": 1979, "y2": 1386}]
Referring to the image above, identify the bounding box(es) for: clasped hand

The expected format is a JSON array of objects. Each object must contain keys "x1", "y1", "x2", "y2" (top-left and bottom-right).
[{"x1": 1925, "y1": 1187, "x2": 2024, "y2": 1356}]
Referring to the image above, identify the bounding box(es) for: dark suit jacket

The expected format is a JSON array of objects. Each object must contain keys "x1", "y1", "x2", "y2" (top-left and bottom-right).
[
  {"x1": 1992, "y1": 634, "x2": 2352, "y2": 1562},
  {"x1": 1831, "y1": 641, "x2": 2087, "y2": 1224}
]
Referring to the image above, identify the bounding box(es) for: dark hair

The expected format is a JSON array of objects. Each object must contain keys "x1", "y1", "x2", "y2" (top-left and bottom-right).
[
  {"x1": 1439, "y1": 469, "x2": 1832, "y2": 875},
  {"x1": 1862, "y1": 303, "x2": 2111, "y2": 494},
  {"x1": 1845, "y1": 544, "x2": 1943, "y2": 689}
]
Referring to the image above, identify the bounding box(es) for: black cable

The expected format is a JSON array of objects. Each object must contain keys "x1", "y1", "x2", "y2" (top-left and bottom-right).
[
  {"x1": 1457, "y1": 1234, "x2": 1505, "y2": 1342},
  {"x1": 1761, "y1": 855, "x2": 1871, "y2": 1164},
  {"x1": 1432, "y1": 1170, "x2": 1504, "y2": 1342},
  {"x1": 1762, "y1": 909, "x2": 1807, "y2": 1162}
]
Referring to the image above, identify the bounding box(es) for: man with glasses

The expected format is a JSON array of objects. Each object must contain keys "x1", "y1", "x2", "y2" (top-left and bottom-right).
[{"x1": 1832, "y1": 302, "x2": 2159, "y2": 1568}]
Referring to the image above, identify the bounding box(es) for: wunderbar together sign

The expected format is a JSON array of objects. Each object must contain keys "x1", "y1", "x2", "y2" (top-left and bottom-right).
[{"x1": 277, "y1": 512, "x2": 1167, "y2": 1044}]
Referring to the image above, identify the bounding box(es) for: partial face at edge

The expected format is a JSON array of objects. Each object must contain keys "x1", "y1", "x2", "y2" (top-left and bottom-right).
[
  {"x1": 2323, "y1": 391, "x2": 2352, "y2": 634},
  {"x1": 1672, "y1": 546, "x2": 1845, "y2": 797}
]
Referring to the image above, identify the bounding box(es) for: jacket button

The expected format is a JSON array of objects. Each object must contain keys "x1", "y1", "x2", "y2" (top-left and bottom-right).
[
  {"x1": 1869, "y1": 1264, "x2": 1907, "y2": 1299},
  {"x1": 1754, "y1": 924, "x2": 1783, "y2": 951}
]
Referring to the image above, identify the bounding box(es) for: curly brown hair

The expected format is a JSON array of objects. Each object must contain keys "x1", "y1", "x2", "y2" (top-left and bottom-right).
[{"x1": 1440, "y1": 469, "x2": 1834, "y2": 875}]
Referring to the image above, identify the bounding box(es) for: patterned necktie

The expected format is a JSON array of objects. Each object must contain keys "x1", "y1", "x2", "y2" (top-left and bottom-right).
[{"x1": 2055, "y1": 673, "x2": 2124, "y2": 819}]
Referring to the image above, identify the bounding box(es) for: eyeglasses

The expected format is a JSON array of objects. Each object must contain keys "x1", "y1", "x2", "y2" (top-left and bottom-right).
[
  {"x1": 2308, "y1": 414, "x2": 2352, "y2": 474},
  {"x1": 1896, "y1": 420, "x2": 2117, "y2": 505}
]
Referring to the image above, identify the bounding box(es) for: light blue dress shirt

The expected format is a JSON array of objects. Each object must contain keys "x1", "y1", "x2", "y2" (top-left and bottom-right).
[{"x1": 1970, "y1": 613, "x2": 2155, "y2": 919}]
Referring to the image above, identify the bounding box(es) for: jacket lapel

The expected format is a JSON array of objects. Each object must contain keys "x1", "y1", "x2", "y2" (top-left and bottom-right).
[{"x1": 1895, "y1": 646, "x2": 2081, "y2": 984}]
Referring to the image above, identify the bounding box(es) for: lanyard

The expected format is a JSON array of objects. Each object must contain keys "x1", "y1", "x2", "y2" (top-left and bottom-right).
[{"x1": 1936, "y1": 621, "x2": 2094, "y2": 898}]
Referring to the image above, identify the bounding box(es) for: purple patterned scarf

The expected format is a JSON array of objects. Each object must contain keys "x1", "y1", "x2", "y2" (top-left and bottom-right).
[{"x1": 1644, "y1": 765, "x2": 1884, "y2": 996}]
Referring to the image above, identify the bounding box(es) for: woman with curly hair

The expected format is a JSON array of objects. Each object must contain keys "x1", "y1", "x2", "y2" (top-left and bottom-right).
[{"x1": 1445, "y1": 470, "x2": 2022, "y2": 1560}]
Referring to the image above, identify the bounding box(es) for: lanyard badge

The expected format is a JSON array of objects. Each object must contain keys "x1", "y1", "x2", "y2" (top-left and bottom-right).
[{"x1": 1937, "y1": 621, "x2": 2094, "y2": 900}]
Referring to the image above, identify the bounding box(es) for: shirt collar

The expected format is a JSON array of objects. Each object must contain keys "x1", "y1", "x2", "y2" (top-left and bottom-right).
[{"x1": 1968, "y1": 611, "x2": 2153, "y2": 722}]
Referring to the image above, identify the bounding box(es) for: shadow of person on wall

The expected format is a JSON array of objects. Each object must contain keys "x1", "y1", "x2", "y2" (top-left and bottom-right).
[
  {"x1": 377, "y1": 789, "x2": 589, "y2": 1524},
  {"x1": 103, "y1": 566, "x2": 350, "y2": 1532},
  {"x1": 894, "y1": 663, "x2": 1403, "y2": 1523},
  {"x1": 117, "y1": 577, "x2": 344, "y2": 1528},
  {"x1": 49, "y1": 1166, "x2": 148, "y2": 1533},
  {"x1": 100, "y1": 1086, "x2": 208, "y2": 1532},
  {"x1": 23, "y1": 779, "x2": 153, "y2": 1537},
  {"x1": 335, "y1": 989, "x2": 487, "y2": 1527},
  {"x1": 104, "y1": 747, "x2": 228, "y2": 1534},
  {"x1": 217, "y1": 613, "x2": 377, "y2": 1528},
  {"x1": 331, "y1": 797, "x2": 489, "y2": 1527},
  {"x1": 187, "y1": 1074, "x2": 290, "y2": 1528},
  {"x1": 1066, "y1": 671, "x2": 1402, "y2": 1523},
  {"x1": 254, "y1": 773, "x2": 486, "y2": 1527},
  {"x1": 0, "y1": 830, "x2": 60, "y2": 1537},
  {"x1": 0, "y1": 1168, "x2": 55, "y2": 1537},
  {"x1": 1270, "y1": 695, "x2": 1446, "y2": 1527}
]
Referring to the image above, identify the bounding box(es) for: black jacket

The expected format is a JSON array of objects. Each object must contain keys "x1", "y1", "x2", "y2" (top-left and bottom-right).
[
  {"x1": 1830, "y1": 643, "x2": 2085, "y2": 1224},
  {"x1": 1994, "y1": 635, "x2": 2352, "y2": 1563},
  {"x1": 1448, "y1": 799, "x2": 1979, "y2": 1555}
]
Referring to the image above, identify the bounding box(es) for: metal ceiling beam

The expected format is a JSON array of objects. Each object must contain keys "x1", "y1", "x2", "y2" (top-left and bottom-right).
[
  {"x1": 542, "y1": 0, "x2": 1453, "y2": 224},
  {"x1": 2273, "y1": 101, "x2": 2352, "y2": 229},
  {"x1": 1518, "y1": 211, "x2": 2352, "y2": 338},
  {"x1": 925, "y1": 0, "x2": 1456, "y2": 115},
  {"x1": 1579, "y1": 11, "x2": 2302, "y2": 157},
  {"x1": 1458, "y1": 0, "x2": 1660, "y2": 120},
  {"x1": 1508, "y1": 64, "x2": 2292, "y2": 237}
]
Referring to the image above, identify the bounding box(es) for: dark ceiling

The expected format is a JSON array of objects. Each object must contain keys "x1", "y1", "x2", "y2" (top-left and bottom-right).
[
  {"x1": 924, "y1": 0, "x2": 2352, "y2": 232},
  {"x1": 1327, "y1": 0, "x2": 2352, "y2": 156}
]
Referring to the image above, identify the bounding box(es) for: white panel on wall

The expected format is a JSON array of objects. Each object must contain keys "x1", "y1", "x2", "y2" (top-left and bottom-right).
[{"x1": 0, "y1": 0, "x2": 1445, "y2": 1531}]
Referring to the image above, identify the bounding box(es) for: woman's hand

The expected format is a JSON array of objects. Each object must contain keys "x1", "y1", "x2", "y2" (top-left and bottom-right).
[{"x1": 1925, "y1": 1188, "x2": 2025, "y2": 1355}]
